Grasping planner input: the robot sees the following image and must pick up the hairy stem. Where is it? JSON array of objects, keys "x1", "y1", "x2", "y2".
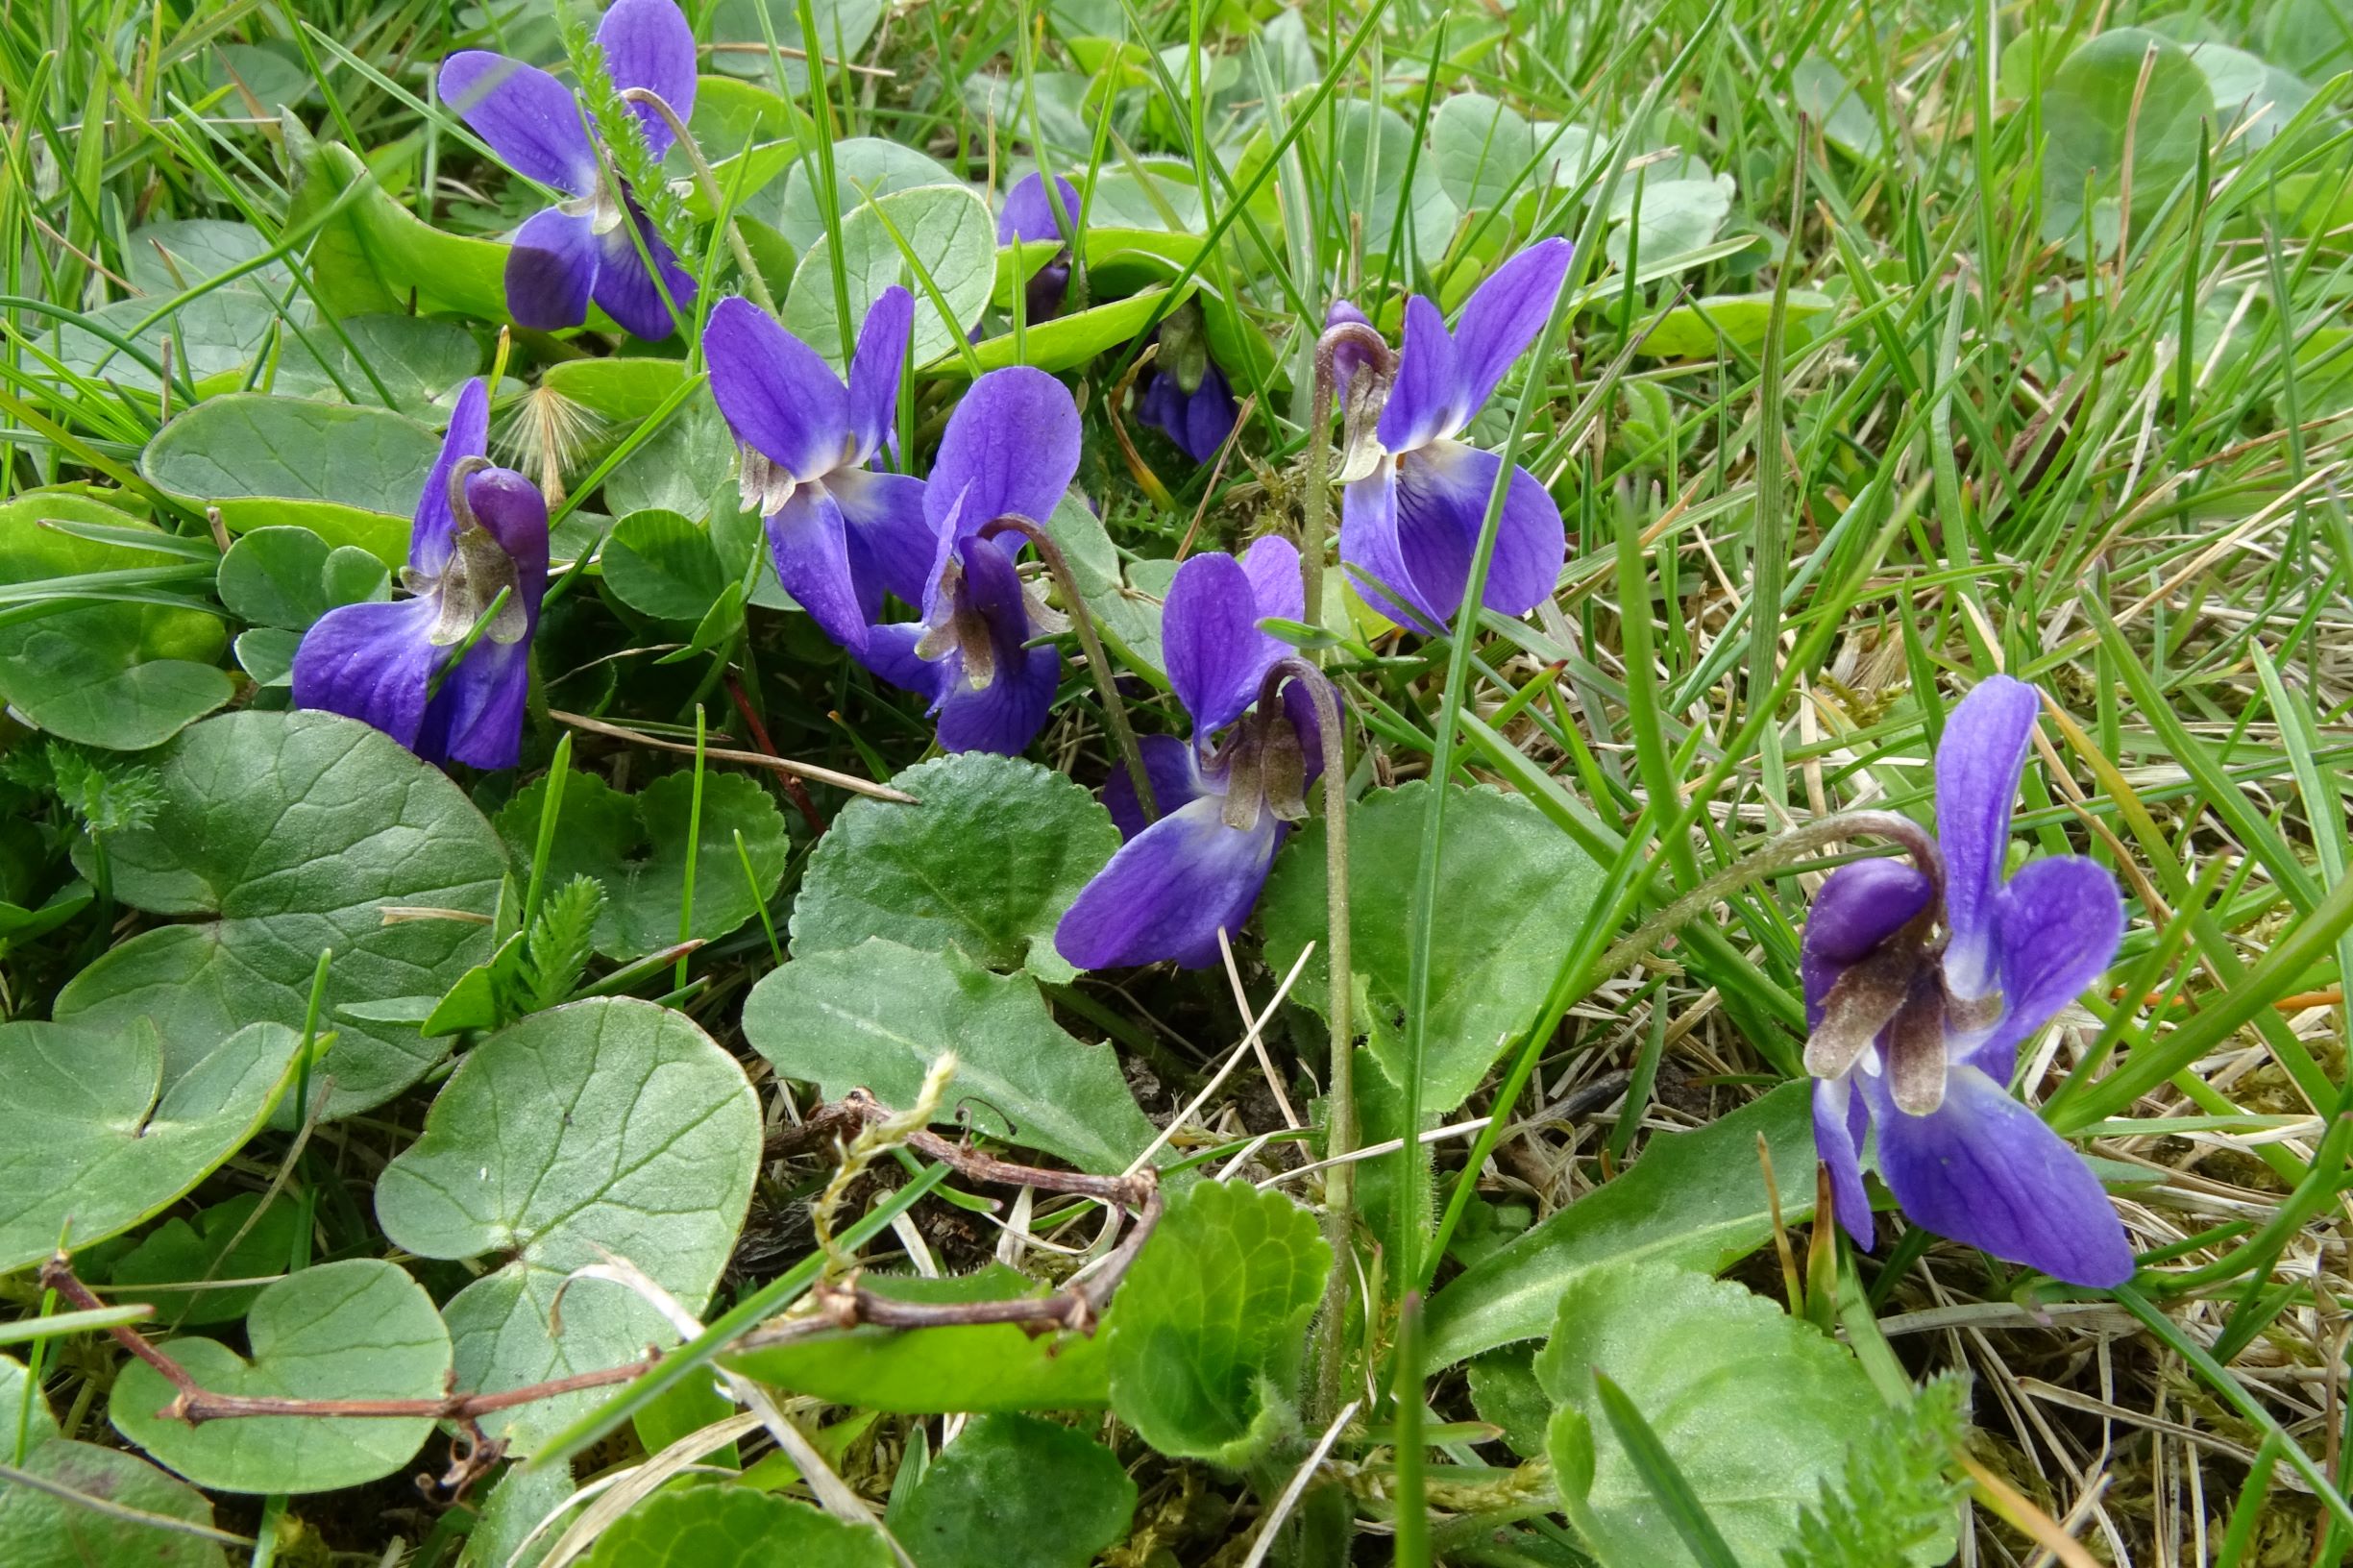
[
  {"x1": 1302, "y1": 321, "x2": 1393, "y2": 634},
  {"x1": 620, "y1": 87, "x2": 775, "y2": 313}
]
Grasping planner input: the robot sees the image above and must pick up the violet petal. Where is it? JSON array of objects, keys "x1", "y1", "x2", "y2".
[
  {"x1": 828, "y1": 466, "x2": 936, "y2": 617},
  {"x1": 291, "y1": 598, "x2": 445, "y2": 753},
  {"x1": 1812, "y1": 1076, "x2": 1875, "y2": 1250},
  {"x1": 1868, "y1": 1062, "x2": 2134, "y2": 1287},
  {"x1": 1377, "y1": 294, "x2": 1462, "y2": 451},
  {"x1": 846, "y1": 285, "x2": 914, "y2": 463},
  {"x1": 439, "y1": 52, "x2": 598, "y2": 195},
  {"x1": 706, "y1": 295, "x2": 851, "y2": 478},
  {"x1": 765, "y1": 484, "x2": 869, "y2": 652},
  {"x1": 923, "y1": 365, "x2": 1080, "y2": 538},
  {"x1": 411, "y1": 378, "x2": 491, "y2": 578},
  {"x1": 504, "y1": 207, "x2": 598, "y2": 333},
  {"x1": 1799, "y1": 857, "x2": 1935, "y2": 1025},
  {"x1": 1935, "y1": 674, "x2": 2041, "y2": 996},
  {"x1": 1450, "y1": 238, "x2": 1572, "y2": 418},
  {"x1": 1964, "y1": 855, "x2": 2124, "y2": 1083},
  {"x1": 1105, "y1": 734, "x2": 1209, "y2": 841},
  {"x1": 595, "y1": 0, "x2": 698, "y2": 158},
  {"x1": 1053, "y1": 794, "x2": 1282, "y2": 970}
]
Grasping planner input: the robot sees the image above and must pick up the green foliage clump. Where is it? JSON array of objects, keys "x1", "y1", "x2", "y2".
[{"x1": 1783, "y1": 1375, "x2": 1972, "y2": 1568}]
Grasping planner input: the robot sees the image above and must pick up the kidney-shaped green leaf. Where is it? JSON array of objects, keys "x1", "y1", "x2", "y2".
[
  {"x1": 895, "y1": 1413, "x2": 1137, "y2": 1568},
  {"x1": 2036, "y1": 29, "x2": 2214, "y2": 250},
  {"x1": 375, "y1": 998, "x2": 762, "y2": 1455},
  {"x1": 781, "y1": 184, "x2": 995, "y2": 370},
  {"x1": 586, "y1": 1486, "x2": 890, "y2": 1568},
  {"x1": 52, "y1": 710, "x2": 506, "y2": 1120},
  {"x1": 111, "y1": 1259, "x2": 453, "y2": 1494},
  {"x1": 0, "y1": 1020, "x2": 300, "y2": 1274},
  {"x1": 0, "y1": 1358, "x2": 226, "y2": 1568},
  {"x1": 0, "y1": 494, "x2": 231, "y2": 750}
]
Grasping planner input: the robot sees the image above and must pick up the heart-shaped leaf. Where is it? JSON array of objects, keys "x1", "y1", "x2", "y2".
[
  {"x1": 1536, "y1": 1263, "x2": 1907, "y2": 1568},
  {"x1": 1262, "y1": 782, "x2": 1602, "y2": 1114},
  {"x1": 493, "y1": 771, "x2": 790, "y2": 962},
  {"x1": 2035, "y1": 29, "x2": 2214, "y2": 250},
  {"x1": 0, "y1": 1020, "x2": 300, "y2": 1273},
  {"x1": 1106, "y1": 1179, "x2": 1330, "y2": 1467},
  {"x1": 895, "y1": 1413, "x2": 1137, "y2": 1568},
  {"x1": 742, "y1": 939, "x2": 1159, "y2": 1175},
  {"x1": 601, "y1": 508, "x2": 729, "y2": 623},
  {"x1": 108, "y1": 1192, "x2": 307, "y2": 1328},
  {"x1": 216, "y1": 525, "x2": 390, "y2": 630},
  {"x1": 0, "y1": 493, "x2": 232, "y2": 751},
  {"x1": 375, "y1": 998, "x2": 762, "y2": 1454},
  {"x1": 781, "y1": 184, "x2": 996, "y2": 370},
  {"x1": 790, "y1": 753, "x2": 1117, "y2": 983},
  {"x1": 53, "y1": 710, "x2": 507, "y2": 1120},
  {"x1": 762, "y1": 136, "x2": 956, "y2": 251},
  {"x1": 110, "y1": 1259, "x2": 453, "y2": 1494}
]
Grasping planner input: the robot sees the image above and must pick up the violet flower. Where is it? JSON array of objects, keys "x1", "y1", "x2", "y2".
[
  {"x1": 293, "y1": 380, "x2": 550, "y2": 770},
  {"x1": 998, "y1": 171, "x2": 1081, "y2": 323},
  {"x1": 1138, "y1": 358, "x2": 1238, "y2": 464},
  {"x1": 1055, "y1": 537, "x2": 1312, "y2": 970},
  {"x1": 1806, "y1": 675, "x2": 2133, "y2": 1287},
  {"x1": 704, "y1": 289, "x2": 931, "y2": 652},
  {"x1": 440, "y1": 0, "x2": 698, "y2": 340},
  {"x1": 861, "y1": 367, "x2": 1080, "y2": 755},
  {"x1": 1332, "y1": 238, "x2": 1572, "y2": 632}
]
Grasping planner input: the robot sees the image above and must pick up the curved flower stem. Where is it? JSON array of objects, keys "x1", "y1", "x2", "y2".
[
  {"x1": 1301, "y1": 322, "x2": 1392, "y2": 636},
  {"x1": 1265, "y1": 656, "x2": 1354, "y2": 1423},
  {"x1": 1595, "y1": 809, "x2": 1948, "y2": 980},
  {"x1": 985, "y1": 515, "x2": 1157, "y2": 822},
  {"x1": 620, "y1": 87, "x2": 775, "y2": 314}
]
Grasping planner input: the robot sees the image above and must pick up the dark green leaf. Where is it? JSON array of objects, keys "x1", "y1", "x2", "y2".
[{"x1": 895, "y1": 1413, "x2": 1136, "y2": 1568}]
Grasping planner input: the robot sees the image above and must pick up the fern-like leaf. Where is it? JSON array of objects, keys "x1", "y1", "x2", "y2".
[
  {"x1": 521, "y1": 874, "x2": 606, "y2": 1013},
  {"x1": 1782, "y1": 1373, "x2": 1971, "y2": 1568}
]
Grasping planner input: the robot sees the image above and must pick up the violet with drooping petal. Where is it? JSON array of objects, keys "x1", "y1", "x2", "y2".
[
  {"x1": 704, "y1": 290, "x2": 931, "y2": 652},
  {"x1": 860, "y1": 366, "x2": 1081, "y2": 755},
  {"x1": 1805, "y1": 674, "x2": 2134, "y2": 1287},
  {"x1": 1333, "y1": 239, "x2": 1571, "y2": 632},
  {"x1": 439, "y1": 0, "x2": 698, "y2": 339},
  {"x1": 1055, "y1": 536, "x2": 1313, "y2": 970},
  {"x1": 293, "y1": 379, "x2": 550, "y2": 770},
  {"x1": 1138, "y1": 357, "x2": 1238, "y2": 464}
]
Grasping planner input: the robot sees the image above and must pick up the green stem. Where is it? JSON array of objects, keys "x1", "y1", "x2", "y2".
[
  {"x1": 1302, "y1": 321, "x2": 1393, "y2": 634},
  {"x1": 620, "y1": 87, "x2": 774, "y2": 313},
  {"x1": 985, "y1": 516, "x2": 1157, "y2": 821}
]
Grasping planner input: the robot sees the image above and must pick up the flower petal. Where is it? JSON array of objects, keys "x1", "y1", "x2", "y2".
[
  {"x1": 1450, "y1": 238, "x2": 1572, "y2": 418},
  {"x1": 1377, "y1": 295, "x2": 1461, "y2": 451},
  {"x1": 858, "y1": 621, "x2": 946, "y2": 703},
  {"x1": 1812, "y1": 1076, "x2": 1875, "y2": 1250},
  {"x1": 439, "y1": 52, "x2": 598, "y2": 195},
  {"x1": 1338, "y1": 463, "x2": 1431, "y2": 631},
  {"x1": 1142, "y1": 363, "x2": 1238, "y2": 463},
  {"x1": 1105, "y1": 734, "x2": 1208, "y2": 841},
  {"x1": 1869, "y1": 1063, "x2": 2134, "y2": 1286},
  {"x1": 1384, "y1": 439, "x2": 1565, "y2": 627},
  {"x1": 412, "y1": 379, "x2": 491, "y2": 578},
  {"x1": 706, "y1": 295, "x2": 851, "y2": 478},
  {"x1": 846, "y1": 286, "x2": 914, "y2": 463},
  {"x1": 463, "y1": 466, "x2": 551, "y2": 623},
  {"x1": 1053, "y1": 795, "x2": 1282, "y2": 970},
  {"x1": 595, "y1": 0, "x2": 698, "y2": 157},
  {"x1": 828, "y1": 466, "x2": 936, "y2": 615},
  {"x1": 503, "y1": 206, "x2": 598, "y2": 334},
  {"x1": 1240, "y1": 533, "x2": 1305, "y2": 625},
  {"x1": 590, "y1": 195, "x2": 696, "y2": 340},
  {"x1": 291, "y1": 598, "x2": 446, "y2": 753},
  {"x1": 1935, "y1": 674, "x2": 2041, "y2": 996},
  {"x1": 1164, "y1": 551, "x2": 1275, "y2": 737},
  {"x1": 427, "y1": 638, "x2": 532, "y2": 771},
  {"x1": 924, "y1": 366, "x2": 1080, "y2": 537},
  {"x1": 998, "y1": 171, "x2": 1083, "y2": 244},
  {"x1": 935, "y1": 643, "x2": 1060, "y2": 755},
  {"x1": 1800, "y1": 857, "x2": 1935, "y2": 1025},
  {"x1": 1967, "y1": 855, "x2": 2124, "y2": 1081},
  {"x1": 1323, "y1": 299, "x2": 1378, "y2": 402},
  {"x1": 765, "y1": 484, "x2": 868, "y2": 651}
]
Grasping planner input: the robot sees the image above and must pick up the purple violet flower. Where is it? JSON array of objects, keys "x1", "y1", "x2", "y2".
[
  {"x1": 1055, "y1": 536, "x2": 1312, "y2": 970},
  {"x1": 439, "y1": 0, "x2": 699, "y2": 340},
  {"x1": 292, "y1": 379, "x2": 550, "y2": 770},
  {"x1": 1806, "y1": 674, "x2": 2134, "y2": 1287},
  {"x1": 860, "y1": 366, "x2": 1081, "y2": 755},
  {"x1": 1138, "y1": 358, "x2": 1238, "y2": 464},
  {"x1": 704, "y1": 290, "x2": 931, "y2": 652},
  {"x1": 998, "y1": 171, "x2": 1082, "y2": 323},
  {"x1": 1333, "y1": 238, "x2": 1572, "y2": 633}
]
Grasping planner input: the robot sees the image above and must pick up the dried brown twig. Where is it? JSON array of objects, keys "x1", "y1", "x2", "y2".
[{"x1": 39, "y1": 1088, "x2": 1161, "y2": 1488}]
